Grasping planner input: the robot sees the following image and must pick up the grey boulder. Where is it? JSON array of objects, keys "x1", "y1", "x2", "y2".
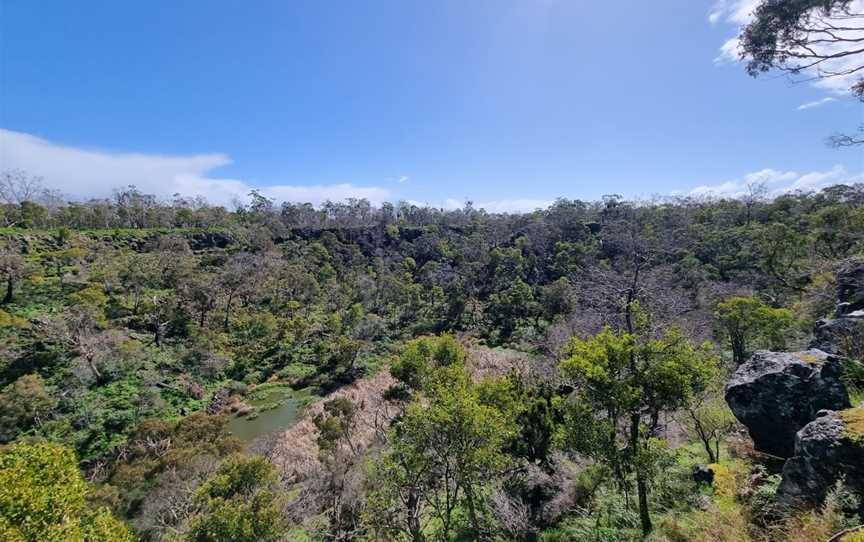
[
  {"x1": 725, "y1": 350, "x2": 850, "y2": 458},
  {"x1": 777, "y1": 408, "x2": 864, "y2": 509}
]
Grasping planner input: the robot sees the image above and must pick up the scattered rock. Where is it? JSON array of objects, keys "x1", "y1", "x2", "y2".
[
  {"x1": 777, "y1": 408, "x2": 864, "y2": 509},
  {"x1": 693, "y1": 465, "x2": 715, "y2": 485},
  {"x1": 187, "y1": 231, "x2": 232, "y2": 251},
  {"x1": 725, "y1": 350, "x2": 850, "y2": 458},
  {"x1": 235, "y1": 404, "x2": 256, "y2": 417},
  {"x1": 206, "y1": 387, "x2": 229, "y2": 414}
]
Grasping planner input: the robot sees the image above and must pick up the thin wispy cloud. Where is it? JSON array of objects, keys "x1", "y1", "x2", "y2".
[
  {"x1": 710, "y1": 0, "x2": 762, "y2": 64},
  {"x1": 0, "y1": 128, "x2": 390, "y2": 206},
  {"x1": 709, "y1": 0, "x2": 759, "y2": 26},
  {"x1": 687, "y1": 165, "x2": 860, "y2": 199},
  {"x1": 797, "y1": 97, "x2": 837, "y2": 111},
  {"x1": 397, "y1": 176, "x2": 409, "y2": 184}
]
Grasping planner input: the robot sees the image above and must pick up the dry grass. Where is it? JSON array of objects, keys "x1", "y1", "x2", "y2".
[
  {"x1": 782, "y1": 502, "x2": 850, "y2": 542},
  {"x1": 832, "y1": 527, "x2": 864, "y2": 542},
  {"x1": 463, "y1": 340, "x2": 536, "y2": 380},
  {"x1": 269, "y1": 369, "x2": 398, "y2": 485},
  {"x1": 269, "y1": 340, "x2": 534, "y2": 485},
  {"x1": 689, "y1": 507, "x2": 754, "y2": 542}
]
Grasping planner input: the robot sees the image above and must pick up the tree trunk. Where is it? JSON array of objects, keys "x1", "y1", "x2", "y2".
[
  {"x1": 637, "y1": 469, "x2": 652, "y2": 537},
  {"x1": 86, "y1": 355, "x2": 102, "y2": 382},
  {"x1": 691, "y1": 414, "x2": 718, "y2": 463},
  {"x1": 3, "y1": 278, "x2": 12, "y2": 304},
  {"x1": 463, "y1": 484, "x2": 482, "y2": 540},
  {"x1": 223, "y1": 292, "x2": 234, "y2": 330},
  {"x1": 631, "y1": 415, "x2": 652, "y2": 537},
  {"x1": 154, "y1": 322, "x2": 164, "y2": 347},
  {"x1": 732, "y1": 335, "x2": 746, "y2": 365},
  {"x1": 702, "y1": 435, "x2": 717, "y2": 464},
  {"x1": 407, "y1": 488, "x2": 424, "y2": 542}
]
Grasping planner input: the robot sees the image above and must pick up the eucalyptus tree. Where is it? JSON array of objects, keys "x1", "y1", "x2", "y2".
[{"x1": 738, "y1": 0, "x2": 864, "y2": 145}]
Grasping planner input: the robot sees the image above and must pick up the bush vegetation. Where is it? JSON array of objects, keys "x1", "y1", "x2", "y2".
[{"x1": 1, "y1": 176, "x2": 864, "y2": 540}]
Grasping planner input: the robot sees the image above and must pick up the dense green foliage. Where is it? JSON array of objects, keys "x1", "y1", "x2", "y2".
[
  {"x1": 715, "y1": 296, "x2": 795, "y2": 365},
  {"x1": 1, "y1": 177, "x2": 864, "y2": 540},
  {"x1": 560, "y1": 319, "x2": 718, "y2": 535},
  {"x1": 180, "y1": 455, "x2": 286, "y2": 542},
  {"x1": 368, "y1": 336, "x2": 519, "y2": 541},
  {"x1": 0, "y1": 441, "x2": 134, "y2": 541}
]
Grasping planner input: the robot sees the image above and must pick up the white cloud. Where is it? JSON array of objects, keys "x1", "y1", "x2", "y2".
[
  {"x1": 797, "y1": 97, "x2": 837, "y2": 110},
  {"x1": 709, "y1": 0, "x2": 760, "y2": 26},
  {"x1": 711, "y1": 0, "x2": 864, "y2": 95},
  {"x1": 688, "y1": 165, "x2": 860, "y2": 198},
  {"x1": 0, "y1": 129, "x2": 548, "y2": 213},
  {"x1": 710, "y1": 0, "x2": 763, "y2": 64},
  {"x1": 0, "y1": 128, "x2": 390, "y2": 206},
  {"x1": 715, "y1": 37, "x2": 742, "y2": 64}
]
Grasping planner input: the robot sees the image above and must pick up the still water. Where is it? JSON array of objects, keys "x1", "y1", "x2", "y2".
[{"x1": 226, "y1": 389, "x2": 305, "y2": 442}]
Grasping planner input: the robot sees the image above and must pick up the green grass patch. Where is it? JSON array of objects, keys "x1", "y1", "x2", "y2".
[
  {"x1": 246, "y1": 383, "x2": 315, "y2": 410},
  {"x1": 840, "y1": 407, "x2": 864, "y2": 445}
]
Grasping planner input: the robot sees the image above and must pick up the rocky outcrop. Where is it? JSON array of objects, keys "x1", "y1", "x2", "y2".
[
  {"x1": 813, "y1": 317, "x2": 864, "y2": 355},
  {"x1": 725, "y1": 350, "x2": 850, "y2": 458},
  {"x1": 186, "y1": 231, "x2": 232, "y2": 251},
  {"x1": 837, "y1": 262, "x2": 864, "y2": 315},
  {"x1": 777, "y1": 408, "x2": 864, "y2": 509},
  {"x1": 812, "y1": 261, "x2": 864, "y2": 355}
]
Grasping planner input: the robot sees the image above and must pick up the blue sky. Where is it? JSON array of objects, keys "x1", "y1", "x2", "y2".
[{"x1": 1, "y1": 0, "x2": 862, "y2": 211}]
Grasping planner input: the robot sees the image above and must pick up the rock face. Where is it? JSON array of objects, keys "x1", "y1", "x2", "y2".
[
  {"x1": 811, "y1": 262, "x2": 864, "y2": 355},
  {"x1": 777, "y1": 409, "x2": 864, "y2": 508},
  {"x1": 725, "y1": 350, "x2": 850, "y2": 458},
  {"x1": 837, "y1": 263, "x2": 864, "y2": 315},
  {"x1": 812, "y1": 316, "x2": 864, "y2": 355}
]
